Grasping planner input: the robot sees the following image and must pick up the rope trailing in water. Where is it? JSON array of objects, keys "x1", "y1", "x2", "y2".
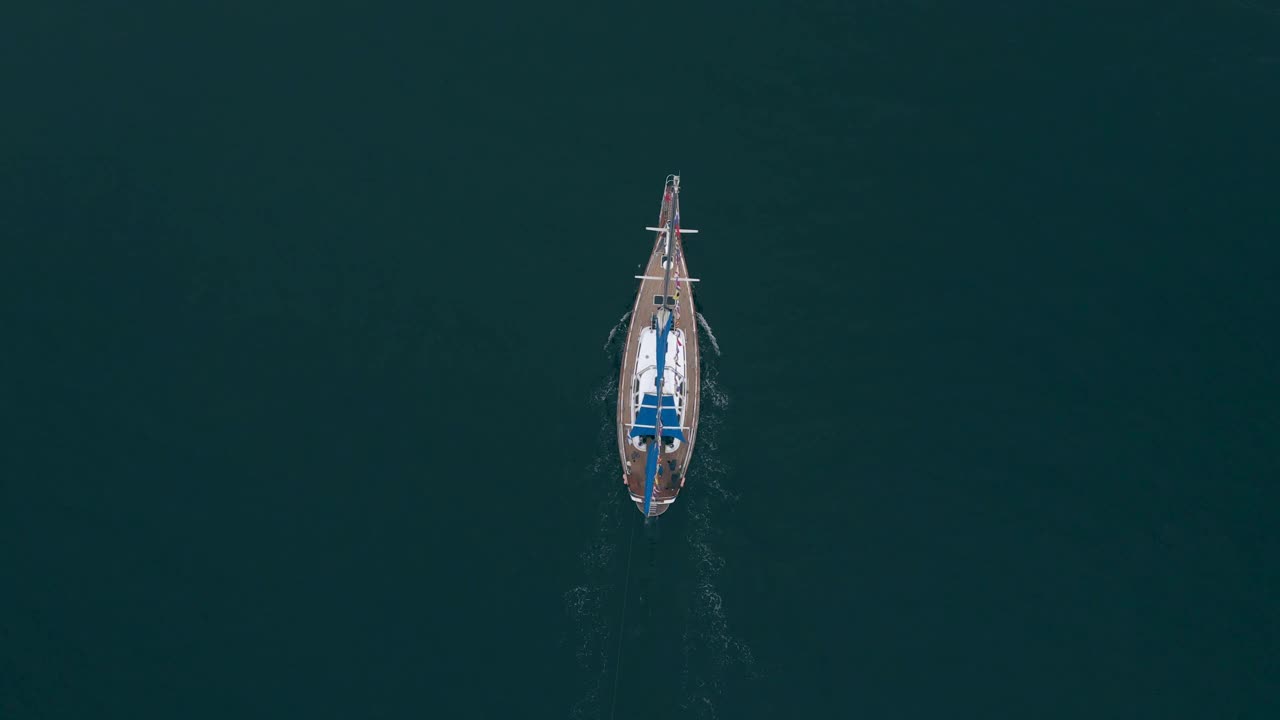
[{"x1": 608, "y1": 519, "x2": 640, "y2": 720}]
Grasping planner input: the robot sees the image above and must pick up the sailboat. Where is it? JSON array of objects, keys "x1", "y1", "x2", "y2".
[{"x1": 616, "y1": 175, "x2": 701, "y2": 516}]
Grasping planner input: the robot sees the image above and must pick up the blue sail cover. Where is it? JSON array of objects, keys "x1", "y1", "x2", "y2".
[
  {"x1": 655, "y1": 305, "x2": 674, "y2": 367},
  {"x1": 642, "y1": 441, "x2": 659, "y2": 516},
  {"x1": 640, "y1": 307, "x2": 677, "y2": 515}
]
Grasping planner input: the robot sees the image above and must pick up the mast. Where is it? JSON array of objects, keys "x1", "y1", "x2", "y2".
[
  {"x1": 658, "y1": 175, "x2": 678, "y2": 321},
  {"x1": 654, "y1": 179, "x2": 677, "y2": 437},
  {"x1": 643, "y1": 176, "x2": 680, "y2": 516}
]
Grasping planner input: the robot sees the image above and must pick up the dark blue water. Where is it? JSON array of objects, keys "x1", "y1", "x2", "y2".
[{"x1": 4, "y1": 3, "x2": 1277, "y2": 718}]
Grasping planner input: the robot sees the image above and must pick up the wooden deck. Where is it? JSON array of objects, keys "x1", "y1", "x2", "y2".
[{"x1": 616, "y1": 181, "x2": 700, "y2": 516}]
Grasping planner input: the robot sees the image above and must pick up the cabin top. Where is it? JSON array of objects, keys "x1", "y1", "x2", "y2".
[{"x1": 636, "y1": 326, "x2": 686, "y2": 395}]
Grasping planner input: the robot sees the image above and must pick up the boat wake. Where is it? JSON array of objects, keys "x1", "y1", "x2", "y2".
[
  {"x1": 564, "y1": 312, "x2": 751, "y2": 720},
  {"x1": 563, "y1": 498, "x2": 623, "y2": 718},
  {"x1": 675, "y1": 362, "x2": 755, "y2": 719},
  {"x1": 603, "y1": 311, "x2": 631, "y2": 351},
  {"x1": 696, "y1": 312, "x2": 721, "y2": 357},
  {"x1": 564, "y1": 323, "x2": 630, "y2": 720}
]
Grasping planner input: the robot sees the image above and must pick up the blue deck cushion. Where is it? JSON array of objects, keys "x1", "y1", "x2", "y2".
[{"x1": 629, "y1": 394, "x2": 685, "y2": 440}]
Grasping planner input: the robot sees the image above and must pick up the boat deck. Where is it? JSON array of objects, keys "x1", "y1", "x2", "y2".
[{"x1": 616, "y1": 184, "x2": 700, "y2": 516}]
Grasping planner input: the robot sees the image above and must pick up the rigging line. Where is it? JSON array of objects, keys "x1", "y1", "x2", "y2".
[
  {"x1": 646, "y1": 181, "x2": 678, "y2": 516},
  {"x1": 608, "y1": 518, "x2": 640, "y2": 720}
]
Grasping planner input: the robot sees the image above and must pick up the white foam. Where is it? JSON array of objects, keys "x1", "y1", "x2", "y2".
[
  {"x1": 696, "y1": 312, "x2": 722, "y2": 356},
  {"x1": 591, "y1": 375, "x2": 617, "y2": 407},
  {"x1": 675, "y1": 368, "x2": 755, "y2": 714},
  {"x1": 603, "y1": 310, "x2": 631, "y2": 350},
  {"x1": 702, "y1": 375, "x2": 730, "y2": 410},
  {"x1": 562, "y1": 366, "x2": 635, "y2": 719}
]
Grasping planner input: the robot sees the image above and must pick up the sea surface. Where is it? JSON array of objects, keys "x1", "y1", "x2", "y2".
[{"x1": 4, "y1": 3, "x2": 1277, "y2": 718}]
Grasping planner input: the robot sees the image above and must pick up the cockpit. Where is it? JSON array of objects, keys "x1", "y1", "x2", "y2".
[{"x1": 630, "y1": 432, "x2": 682, "y2": 453}]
